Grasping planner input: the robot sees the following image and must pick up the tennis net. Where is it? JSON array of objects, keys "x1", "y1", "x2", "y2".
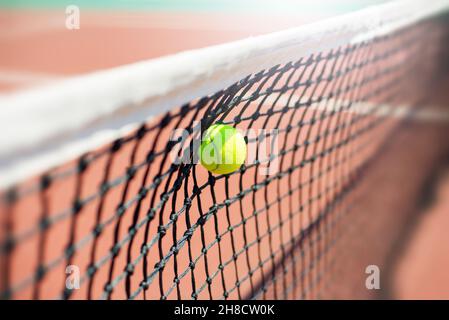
[{"x1": 1, "y1": 0, "x2": 449, "y2": 300}]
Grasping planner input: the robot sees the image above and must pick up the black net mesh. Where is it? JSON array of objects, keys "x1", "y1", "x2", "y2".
[{"x1": 1, "y1": 17, "x2": 449, "y2": 300}]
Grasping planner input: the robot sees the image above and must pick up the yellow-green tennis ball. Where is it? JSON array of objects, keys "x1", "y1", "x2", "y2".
[{"x1": 199, "y1": 124, "x2": 247, "y2": 175}]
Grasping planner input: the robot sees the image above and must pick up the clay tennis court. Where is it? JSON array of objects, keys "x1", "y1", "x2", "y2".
[{"x1": 1, "y1": 0, "x2": 449, "y2": 300}]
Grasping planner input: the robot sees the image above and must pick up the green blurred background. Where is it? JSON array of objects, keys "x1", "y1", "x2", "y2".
[{"x1": 0, "y1": 0, "x2": 392, "y2": 13}]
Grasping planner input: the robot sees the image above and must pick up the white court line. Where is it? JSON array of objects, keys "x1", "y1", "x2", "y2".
[
  {"x1": 80, "y1": 14, "x2": 325, "y2": 32},
  {"x1": 1, "y1": 96, "x2": 448, "y2": 192},
  {"x1": 0, "y1": 14, "x2": 243, "y2": 38},
  {"x1": 0, "y1": 12, "x2": 323, "y2": 38},
  {"x1": 265, "y1": 94, "x2": 449, "y2": 123},
  {"x1": 0, "y1": 69, "x2": 62, "y2": 85}
]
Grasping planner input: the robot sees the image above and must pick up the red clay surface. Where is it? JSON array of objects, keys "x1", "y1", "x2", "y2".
[
  {"x1": 0, "y1": 9, "x2": 329, "y2": 93},
  {"x1": 393, "y1": 169, "x2": 449, "y2": 299}
]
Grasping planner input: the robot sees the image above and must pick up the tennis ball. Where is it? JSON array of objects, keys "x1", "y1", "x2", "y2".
[{"x1": 199, "y1": 124, "x2": 247, "y2": 175}]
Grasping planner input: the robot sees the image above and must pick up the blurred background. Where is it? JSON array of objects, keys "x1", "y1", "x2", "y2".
[
  {"x1": 0, "y1": 0, "x2": 448, "y2": 299},
  {"x1": 0, "y1": 0, "x2": 391, "y2": 92}
]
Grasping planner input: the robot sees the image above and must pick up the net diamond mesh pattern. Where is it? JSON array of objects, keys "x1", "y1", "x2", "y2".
[{"x1": 1, "y1": 17, "x2": 449, "y2": 300}]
